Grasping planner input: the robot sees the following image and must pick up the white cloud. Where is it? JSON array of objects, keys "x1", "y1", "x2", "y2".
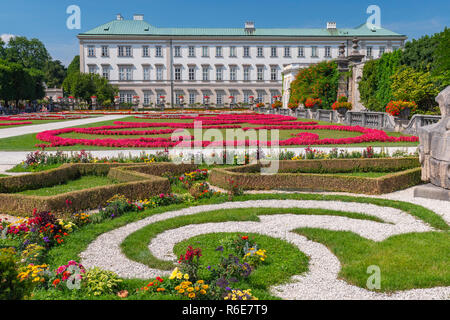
[{"x1": 0, "y1": 34, "x2": 15, "y2": 43}]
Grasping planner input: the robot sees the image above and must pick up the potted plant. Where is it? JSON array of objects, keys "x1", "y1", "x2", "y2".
[
  {"x1": 332, "y1": 96, "x2": 352, "y2": 116},
  {"x1": 386, "y1": 100, "x2": 417, "y2": 120},
  {"x1": 256, "y1": 102, "x2": 265, "y2": 108},
  {"x1": 288, "y1": 101, "x2": 299, "y2": 111},
  {"x1": 304, "y1": 98, "x2": 322, "y2": 111},
  {"x1": 271, "y1": 100, "x2": 282, "y2": 109}
]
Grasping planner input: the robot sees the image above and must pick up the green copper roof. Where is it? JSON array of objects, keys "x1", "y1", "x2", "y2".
[{"x1": 79, "y1": 20, "x2": 405, "y2": 37}]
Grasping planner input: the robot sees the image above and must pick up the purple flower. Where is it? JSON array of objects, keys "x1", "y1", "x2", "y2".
[{"x1": 43, "y1": 236, "x2": 50, "y2": 243}]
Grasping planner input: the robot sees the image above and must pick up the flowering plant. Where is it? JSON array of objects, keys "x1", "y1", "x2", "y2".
[
  {"x1": 52, "y1": 260, "x2": 86, "y2": 290},
  {"x1": 178, "y1": 246, "x2": 202, "y2": 282},
  {"x1": 304, "y1": 98, "x2": 322, "y2": 108},
  {"x1": 256, "y1": 102, "x2": 265, "y2": 108},
  {"x1": 385, "y1": 100, "x2": 417, "y2": 116},
  {"x1": 224, "y1": 289, "x2": 258, "y2": 300},
  {"x1": 271, "y1": 100, "x2": 282, "y2": 109}
]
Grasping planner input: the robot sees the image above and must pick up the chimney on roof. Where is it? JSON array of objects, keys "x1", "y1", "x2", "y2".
[
  {"x1": 244, "y1": 21, "x2": 255, "y2": 34},
  {"x1": 327, "y1": 22, "x2": 337, "y2": 29},
  {"x1": 116, "y1": 14, "x2": 123, "y2": 21},
  {"x1": 133, "y1": 14, "x2": 144, "y2": 21}
]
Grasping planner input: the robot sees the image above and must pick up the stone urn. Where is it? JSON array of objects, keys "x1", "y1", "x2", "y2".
[
  {"x1": 415, "y1": 85, "x2": 450, "y2": 201},
  {"x1": 337, "y1": 107, "x2": 348, "y2": 116},
  {"x1": 399, "y1": 107, "x2": 412, "y2": 120}
]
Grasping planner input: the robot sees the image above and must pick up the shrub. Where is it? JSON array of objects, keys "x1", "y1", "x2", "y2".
[
  {"x1": 84, "y1": 267, "x2": 122, "y2": 296},
  {"x1": 178, "y1": 246, "x2": 202, "y2": 282},
  {"x1": 0, "y1": 248, "x2": 31, "y2": 300}
]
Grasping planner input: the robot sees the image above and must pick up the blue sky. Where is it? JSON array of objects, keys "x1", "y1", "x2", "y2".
[{"x1": 0, "y1": 0, "x2": 448, "y2": 66}]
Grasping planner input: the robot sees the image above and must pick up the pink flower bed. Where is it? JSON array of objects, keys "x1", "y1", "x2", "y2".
[
  {"x1": 0, "y1": 121, "x2": 33, "y2": 126},
  {"x1": 34, "y1": 113, "x2": 418, "y2": 148}
]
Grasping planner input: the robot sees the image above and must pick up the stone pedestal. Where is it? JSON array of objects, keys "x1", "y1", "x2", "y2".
[{"x1": 415, "y1": 86, "x2": 450, "y2": 201}]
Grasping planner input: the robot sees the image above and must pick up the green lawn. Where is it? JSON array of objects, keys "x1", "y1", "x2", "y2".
[
  {"x1": 294, "y1": 228, "x2": 450, "y2": 291},
  {"x1": 17, "y1": 175, "x2": 117, "y2": 196},
  {"x1": 0, "y1": 118, "x2": 94, "y2": 129},
  {"x1": 0, "y1": 116, "x2": 418, "y2": 151}
]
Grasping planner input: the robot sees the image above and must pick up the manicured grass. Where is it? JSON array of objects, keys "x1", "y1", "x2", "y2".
[
  {"x1": 7, "y1": 163, "x2": 62, "y2": 173},
  {"x1": 294, "y1": 228, "x2": 450, "y2": 291},
  {"x1": 333, "y1": 171, "x2": 392, "y2": 178},
  {"x1": 40, "y1": 193, "x2": 448, "y2": 299},
  {"x1": 0, "y1": 119, "x2": 80, "y2": 129},
  {"x1": 173, "y1": 232, "x2": 309, "y2": 300},
  {"x1": 0, "y1": 116, "x2": 418, "y2": 151},
  {"x1": 121, "y1": 206, "x2": 384, "y2": 271},
  {"x1": 46, "y1": 193, "x2": 448, "y2": 272},
  {"x1": 17, "y1": 175, "x2": 117, "y2": 196}
]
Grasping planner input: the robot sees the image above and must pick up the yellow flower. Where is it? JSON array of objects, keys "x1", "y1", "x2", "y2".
[
  {"x1": 202, "y1": 284, "x2": 209, "y2": 290},
  {"x1": 196, "y1": 280, "x2": 204, "y2": 284},
  {"x1": 183, "y1": 274, "x2": 189, "y2": 280},
  {"x1": 187, "y1": 287, "x2": 194, "y2": 292},
  {"x1": 176, "y1": 272, "x2": 183, "y2": 279},
  {"x1": 200, "y1": 289, "x2": 206, "y2": 295},
  {"x1": 178, "y1": 289, "x2": 185, "y2": 294},
  {"x1": 188, "y1": 293, "x2": 195, "y2": 299}
]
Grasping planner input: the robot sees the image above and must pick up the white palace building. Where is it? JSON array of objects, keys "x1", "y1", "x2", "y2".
[{"x1": 77, "y1": 14, "x2": 407, "y2": 108}]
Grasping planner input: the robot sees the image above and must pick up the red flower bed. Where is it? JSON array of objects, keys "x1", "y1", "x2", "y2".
[
  {"x1": 0, "y1": 121, "x2": 33, "y2": 126},
  {"x1": 34, "y1": 113, "x2": 418, "y2": 148}
]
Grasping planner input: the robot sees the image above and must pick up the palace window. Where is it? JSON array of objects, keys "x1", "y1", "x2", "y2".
[
  {"x1": 142, "y1": 46, "x2": 149, "y2": 57},
  {"x1": 143, "y1": 92, "x2": 151, "y2": 105},
  {"x1": 366, "y1": 46, "x2": 373, "y2": 58},
  {"x1": 325, "y1": 46, "x2": 331, "y2": 58},
  {"x1": 216, "y1": 46, "x2": 222, "y2": 57},
  {"x1": 119, "y1": 66, "x2": 133, "y2": 80},
  {"x1": 102, "y1": 66, "x2": 109, "y2": 79},
  {"x1": 143, "y1": 66, "x2": 150, "y2": 80},
  {"x1": 88, "y1": 46, "x2": 95, "y2": 57},
  {"x1": 189, "y1": 92, "x2": 196, "y2": 104},
  {"x1": 216, "y1": 93, "x2": 223, "y2": 105},
  {"x1": 202, "y1": 46, "x2": 209, "y2": 57},
  {"x1": 311, "y1": 46, "x2": 318, "y2": 57},
  {"x1": 189, "y1": 66, "x2": 195, "y2": 81},
  {"x1": 216, "y1": 66, "x2": 223, "y2": 81},
  {"x1": 174, "y1": 46, "x2": 181, "y2": 57},
  {"x1": 88, "y1": 65, "x2": 96, "y2": 74},
  {"x1": 229, "y1": 66, "x2": 237, "y2": 81},
  {"x1": 243, "y1": 46, "x2": 250, "y2": 57},
  {"x1": 379, "y1": 46, "x2": 385, "y2": 57},
  {"x1": 101, "y1": 46, "x2": 109, "y2": 57},
  {"x1": 156, "y1": 66, "x2": 163, "y2": 80},
  {"x1": 155, "y1": 46, "x2": 162, "y2": 57},
  {"x1": 118, "y1": 46, "x2": 132, "y2": 57},
  {"x1": 284, "y1": 46, "x2": 291, "y2": 57},
  {"x1": 202, "y1": 66, "x2": 209, "y2": 81},
  {"x1": 174, "y1": 67, "x2": 182, "y2": 80},
  {"x1": 229, "y1": 46, "x2": 236, "y2": 57},
  {"x1": 297, "y1": 46, "x2": 304, "y2": 57},
  {"x1": 270, "y1": 66, "x2": 277, "y2": 81},
  {"x1": 270, "y1": 46, "x2": 277, "y2": 57},
  {"x1": 257, "y1": 66, "x2": 264, "y2": 81},
  {"x1": 257, "y1": 47, "x2": 264, "y2": 57},
  {"x1": 188, "y1": 46, "x2": 195, "y2": 57},
  {"x1": 243, "y1": 66, "x2": 250, "y2": 81}
]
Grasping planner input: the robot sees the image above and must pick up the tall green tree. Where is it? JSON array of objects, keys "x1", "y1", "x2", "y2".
[
  {"x1": 289, "y1": 60, "x2": 339, "y2": 109},
  {"x1": 432, "y1": 27, "x2": 450, "y2": 89},
  {"x1": 359, "y1": 50, "x2": 402, "y2": 111},
  {"x1": 391, "y1": 66, "x2": 440, "y2": 112},
  {"x1": 43, "y1": 59, "x2": 67, "y2": 88},
  {"x1": 3, "y1": 36, "x2": 50, "y2": 70}
]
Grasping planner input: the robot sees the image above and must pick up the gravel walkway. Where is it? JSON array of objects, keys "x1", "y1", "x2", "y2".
[
  {"x1": 80, "y1": 200, "x2": 449, "y2": 300},
  {"x1": 0, "y1": 115, "x2": 129, "y2": 140}
]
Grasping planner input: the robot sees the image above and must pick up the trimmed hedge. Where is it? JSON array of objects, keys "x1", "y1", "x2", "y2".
[
  {"x1": 209, "y1": 158, "x2": 422, "y2": 195},
  {"x1": 0, "y1": 163, "x2": 197, "y2": 216}
]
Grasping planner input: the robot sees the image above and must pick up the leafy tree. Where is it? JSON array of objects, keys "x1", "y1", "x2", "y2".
[
  {"x1": 432, "y1": 27, "x2": 450, "y2": 90},
  {"x1": 400, "y1": 34, "x2": 439, "y2": 72},
  {"x1": 63, "y1": 70, "x2": 117, "y2": 105},
  {"x1": 2, "y1": 36, "x2": 50, "y2": 70},
  {"x1": 359, "y1": 50, "x2": 402, "y2": 111},
  {"x1": 43, "y1": 59, "x2": 67, "y2": 88},
  {"x1": 289, "y1": 60, "x2": 339, "y2": 109},
  {"x1": 391, "y1": 66, "x2": 440, "y2": 113},
  {"x1": 66, "y1": 55, "x2": 80, "y2": 76}
]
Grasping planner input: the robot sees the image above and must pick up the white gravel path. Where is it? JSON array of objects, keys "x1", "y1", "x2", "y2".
[
  {"x1": 79, "y1": 200, "x2": 449, "y2": 300},
  {"x1": 240, "y1": 188, "x2": 450, "y2": 225}
]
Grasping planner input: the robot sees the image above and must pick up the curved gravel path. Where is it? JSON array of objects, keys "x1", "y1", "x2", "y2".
[{"x1": 79, "y1": 200, "x2": 449, "y2": 300}]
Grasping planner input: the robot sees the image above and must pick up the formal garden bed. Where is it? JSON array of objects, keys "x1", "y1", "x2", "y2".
[
  {"x1": 0, "y1": 112, "x2": 418, "y2": 151},
  {"x1": 0, "y1": 162, "x2": 196, "y2": 216},
  {"x1": 209, "y1": 158, "x2": 421, "y2": 195}
]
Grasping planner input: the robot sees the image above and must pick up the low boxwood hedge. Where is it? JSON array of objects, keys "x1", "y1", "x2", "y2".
[
  {"x1": 0, "y1": 162, "x2": 197, "y2": 216},
  {"x1": 209, "y1": 158, "x2": 422, "y2": 195}
]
